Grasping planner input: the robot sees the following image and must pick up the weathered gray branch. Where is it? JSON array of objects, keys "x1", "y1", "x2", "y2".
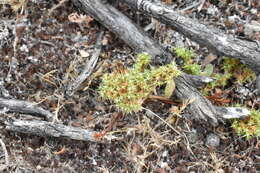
[
  {"x1": 182, "y1": 74, "x2": 214, "y2": 89},
  {"x1": 71, "y1": 0, "x2": 251, "y2": 126},
  {"x1": 4, "y1": 119, "x2": 102, "y2": 143},
  {"x1": 123, "y1": 0, "x2": 260, "y2": 74},
  {"x1": 72, "y1": 0, "x2": 172, "y2": 64},
  {"x1": 0, "y1": 98, "x2": 53, "y2": 121},
  {"x1": 175, "y1": 74, "x2": 219, "y2": 125},
  {"x1": 0, "y1": 139, "x2": 9, "y2": 170},
  {"x1": 72, "y1": 0, "x2": 224, "y2": 125},
  {"x1": 66, "y1": 31, "x2": 104, "y2": 96}
]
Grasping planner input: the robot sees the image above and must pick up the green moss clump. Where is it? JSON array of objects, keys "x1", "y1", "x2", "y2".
[
  {"x1": 174, "y1": 47, "x2": 208, "y2": 76},
  {"x1": 232, "y1": 110, "x2": 260, "y2": 139},
  {"x1": 183, "y1": 64, "x2": 202, "y2": 76},
  {"x1": 98, "y1": 53, "x2": 181, "y2": 113},
  {"x1": 222, "y1": 57, "x2": 256, "y2": 84},
  {"x1": 207, "y1": 73, "x2": 232, "y2": 89},
  {"x1": 174, "y1": 47, "x2": 195, "y2": 64},
  {"x1": 203, "y1": 57, "x2": 256, "y2": 94}
]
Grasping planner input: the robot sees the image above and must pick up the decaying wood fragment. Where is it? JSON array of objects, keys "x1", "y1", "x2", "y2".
[
  {"x1": 72, "y1": 0, "x2": 222, "y2": 125},
  {"x1": 72, "y1": 0, "x2": 172, "y2": 64},
  {"x1": 123, "y1": 0, "x2": 260, "y2": 74},
  {"x1": 0, "y1": 98, "x2": 53, "y2": 121},
  {"x1": 4, "y1": 119, "x2": 102, "y2": 143},
  {"x1": 216, "y1": 107, "x2": 250, "y2": 119}
]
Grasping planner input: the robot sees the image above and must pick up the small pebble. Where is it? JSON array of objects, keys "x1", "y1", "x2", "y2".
[
  {"x1": 250, "y1": 8, "x2": 258, "y2": 14},
  {"x1": 206, "y1": 133, "x2": 220, "y2": 147}
]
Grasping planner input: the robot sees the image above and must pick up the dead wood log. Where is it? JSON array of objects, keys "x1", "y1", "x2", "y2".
[
  {"x1": 71, "y1": 0, "x2": 172, "y2": 64},
  {"x1": 0, "y1": 98, "x2": 53, "y2": 121},
  {"x1": 123, "y1": 0, "x2": 260, "y2": 74},
  {"x1": 4, "y1": 118, "x2": 102, "y2": 143},
  {"x1": 72, "y1": 0, "x2": 251, "y2": 126},
  {"x1": 175, "y1": 74, "x2": 218, "y2": 125}
]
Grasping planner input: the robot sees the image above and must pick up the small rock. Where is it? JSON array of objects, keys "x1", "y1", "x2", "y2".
[
  {"x1": 206, "y1": 133, "x2": 220, "y2": 147},
  {"x1": 28, "y1": 56, "x2": 39, "y2": 64},
  {"x1": 250, "y1": 8, "x2": 258, "y2": 14},
  {"x1": 207, "y1": 5, "x2": 219, "y2": 15},
  {"x1": 20, "y1": 44, "x2": 29, "y2": 52}
]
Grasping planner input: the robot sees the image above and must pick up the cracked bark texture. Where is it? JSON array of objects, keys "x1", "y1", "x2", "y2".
[
  {"x1": 4, "y1": 119, "x2": 101, "y2": 142},
  {"x1": 124, "y1": 0, "x2": 260, "y2": 74},
  {"x1": 175, "y1": 74, "x2": 218, "y2": 126},
  {"x1": 71, "y1": 0, "x2": 252, "y2": 126},
  {"x1": 72, "y1": 0, "x2": 172, "y2": 64},
  {"x1": 0, "y1": 98, "x2": 53, "y2": 121}
]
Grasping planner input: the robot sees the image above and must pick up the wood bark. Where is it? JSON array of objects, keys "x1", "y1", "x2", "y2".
[
  {"x1": 4, "y1": 118, "x2": 102, "y2": 143},
  {"x1": 0, "y1": 98, "x2": 53, "y2": 121},
  {"x1": 72, "y1": 0, "x2": 252, "y2": 126},
  {"x1": 72, "y1": 0, "x2": 173, "y2": 65},
  {"x1": 123, "y1": 0, "x2": 260, "y2": 74},
  {"x1": 72, "y1": 0, "x2": 220, "y2": 125},
  {"x1": 175, "y1": 74, "x2": 218, "y2": 125}
]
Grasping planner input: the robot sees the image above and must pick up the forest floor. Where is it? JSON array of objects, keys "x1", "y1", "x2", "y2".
[{"x1": 0, "y1": 0, "x2": 259, "y2": 172}]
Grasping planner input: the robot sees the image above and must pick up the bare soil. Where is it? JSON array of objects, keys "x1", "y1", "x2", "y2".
[{"x1": 0, "y1": 0, "x2": 259, "y2": 172}]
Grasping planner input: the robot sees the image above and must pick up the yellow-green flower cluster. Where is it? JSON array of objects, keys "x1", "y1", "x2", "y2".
[{"x1": 99, "y1": 53, "x2": 181, "y2": 113}]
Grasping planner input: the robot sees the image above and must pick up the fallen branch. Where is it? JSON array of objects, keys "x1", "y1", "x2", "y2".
[
  {"x1": 4, "y1": 118, "x2": 103, "y2": 143},
  {"x1": 175, "y1": 74, "x2": 218, "y2": 125},
  {"x1": 72, "y1": 0, "x2": 172, "y2": 64},
  {"x1": 66, "y1": 31, "x2": 104, "y2": 96},
  {"x1": 72, "y1": 0, "x2": 222, "y2": 125},
  {"x1": 0, "y1": 98, "x2": 53, "y2": 121},
  {"x1": 72, "y1": 0, "x2": 251, "y2": 125},
  {"x1": 181, "y1": 74, "x2": 214, "y2": 89},
  {"x1": 123, "y1": 0, "x2": 260, "y2": 74}
]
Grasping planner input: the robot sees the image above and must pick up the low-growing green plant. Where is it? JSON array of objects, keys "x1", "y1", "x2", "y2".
[
  {"x1": 183, "y1": 63, "x2": 201, "y2": 76},
  {"x1": 222, "y1": 57, "x2": 256, "y2": 84},
  {"x1": 207, "y1": 73, "x2": 232, "y2": 89},
  {"x1": 204, "y1": 57, "x2": 256, "y2": 94},
  {"x1": 232, "y1": 110, "x2": 260, "y2": 139},
  {"x1": 174, "y1": 47, "x2": 213, "y2": 76},
  {"x1": 174, "y1": 47, "x2": 195, "y2": 64},
  {"x1": 98, "y1": 53, "x2": 181, "y2": 113}
]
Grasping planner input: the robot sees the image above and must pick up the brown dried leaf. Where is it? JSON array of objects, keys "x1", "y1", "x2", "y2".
[{"x1": 68, "y1": 13, "x2": 93, "y2": 27}]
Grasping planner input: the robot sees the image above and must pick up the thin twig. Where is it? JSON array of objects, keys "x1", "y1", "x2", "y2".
[
  {"x1": 142, "y1": 107, "x2": 198, "y2": 160},
  {"x1": 0, "y1": 139, "x2": 9, "y2": 167},
  {"x1": 179, "y1": 0, "x2": 203, "y2": 13},
  {"x1": 66, "y1": 31, "x2": 104, "y2": 96},
  {"x1": 48, "y1": 0, "x2": 68, "y2": 16},
  {"x1": 143, "y1": 107, "x2": 181, "y2": 135}
]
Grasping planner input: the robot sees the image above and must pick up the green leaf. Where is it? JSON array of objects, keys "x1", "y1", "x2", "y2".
[
  {"x1": 202, "y1": 64, "x2": 214, "y2": 76},
  {"x1": 164, "y1": 80, "x2": 176, "y2": 99}
]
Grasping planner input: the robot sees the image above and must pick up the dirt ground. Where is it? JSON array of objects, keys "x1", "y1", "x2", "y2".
[{"x1": 0, "y1": 0, "x2": 259, "y2": 172}]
